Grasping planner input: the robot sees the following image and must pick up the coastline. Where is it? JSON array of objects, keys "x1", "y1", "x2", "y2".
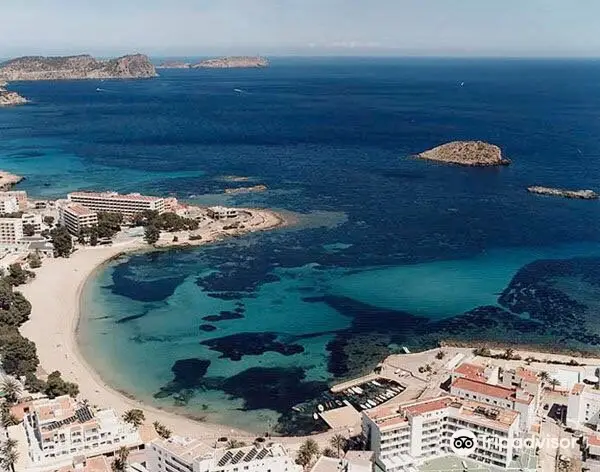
[{"x1": 19, "y1": 209, "x2": 286, "y2": 440}]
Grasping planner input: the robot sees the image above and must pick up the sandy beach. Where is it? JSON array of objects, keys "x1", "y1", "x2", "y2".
[{"x1": 19, "y1": 209, "x2": 286, "y2": 441}]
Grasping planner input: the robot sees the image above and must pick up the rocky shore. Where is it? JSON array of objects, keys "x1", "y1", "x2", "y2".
[
  {"x1": 418, "y1": 140, "x2": 511, "y2": 166},
  {"x1": 0, "y1": 54, "x2": 157, "y2": 81},
  {"x1": 0, "y1": 170, "x2": 24, "y2": 189},
  {"x1": 527, "y1": 186, "x2": 599, "y2": 200},
  {"x1": 0, "y1": 82, "x2": 27, "y2": 106}
]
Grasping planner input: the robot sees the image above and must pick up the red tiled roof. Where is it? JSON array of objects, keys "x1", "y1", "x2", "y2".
[
  {"x1": 516, "y1": 367, "x2": 540, "y2": 384},
  {"x1": 65, "y1": 203, "x2": 97, "y2": 217},
  {"x1": 454, "y1": 363, "x2": 487, "y2": 381},
  {"x1": 589, "y1": 435, "x2": 600, "y2": 447},
  {"x1": 452, "y1": 377, "x2": 515, "y2": 401}
]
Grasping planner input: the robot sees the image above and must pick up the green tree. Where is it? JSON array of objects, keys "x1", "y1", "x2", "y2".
[
  {"x1": 97, "y1": 212, "x2": 123, "y2": 239},
  {"x1": 226, "y1": 439, "x2": 246, "y2": 450},
  {"x1": 6, "y1": 264, "x2": 34, "y2": 286},
  {"x1": 0, "y1": 330, "x2": 39, "y2": 378},
  {"x1": 503, "y1": 348, "x2": 515, "y2": 360},
  {"x1": 22, "y1": 224, "x2": 35, "y2": 237},
  {"x1": 153, "y1": 421, "x2": 172, "y2": 439},
  {"x1": 122, "y1": 409, "x2": 145, "y2": 428},
  {"x1": 77, "y1": 230, "x2": 86, "y2": 245},
  {"x1": 1, "y1": 438, "x2": 19, "y2": 472},
  {"x1": 111, "y1": 446, "x2": 130, "y2": 472},
  {"x1": 44, "y1": 371, "x2": 79, "y2": 398},
  {"x1": 28, "y1": 252, "x2": 42, "y2": 269},
  {"x1": 0, "y1": 403, "x2": 19, "y2": 428},
  {"x1": 50, "y1": 226, "x2": 73, "y2": 258},
  {"x1": 296, "y1": 439, "x2": 319, "y2": 467},
  {"x1": 548, "y1": 378, "x2": 561, "y2": 391},
  {"x1": 0, "y1": 378, "x2": 22, "y2": 405},
  {"x1": 322, "y1": 447, "x2": 337, "y2": 458},
  {"x1": 90, "y1": 227, "x2": 99, "y2": 246},
  {"x1": 539, "y1": 371, "x2": 550, "y2": 383},
  {"x1": 144, "y1": 225, "x2": 160, "y2": 245},
  {"x1": 43, "y1": 216, "x2": 54, "y2": 227},
  {"x1": 330, "y1": 434, "x2": 347, "y2": 458}
]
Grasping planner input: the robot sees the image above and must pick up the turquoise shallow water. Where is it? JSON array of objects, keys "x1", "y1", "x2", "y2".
[{"x1": 3, "y1": 58, "x2": 600, "y2": 433}]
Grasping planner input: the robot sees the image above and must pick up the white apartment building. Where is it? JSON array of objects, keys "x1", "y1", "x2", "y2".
[
  {"x1": 68, "y1": 191, "x2": 165, "y2": 217},
  {"x1": 0, "y1": 217, "x2": 24, "y2": 244},
  {"x1": 497, "y1": 366, "x2": 543, "y2": 408},
  {"x1": 450, "y1": 377, "x2": 535, "y2": 432},
  {"x1": 147, "y1": 436, "x2": 301, "y2": 472},
  {"x1": 310, "y1": 455, "x2": 372, "y2": 472},
  {"x1": 362, "y1": 396, "x2": 521, "y2": 472},
  {"x1": 1, "y1": 190, "x2": 28, "y2": 210},
  {"x1": 22, "y1": 213, "x2": 43, "y2": 233},
  {"x1": 21, "y1": 395, "x2": 142, "y2": 470},
  {"x1": 0, "y1": 195, "x2": 19, "y2": 214},
  {"x1": 58, "y1": 204, "x2": 99, "y2": 235},
  {"x1": 567, "y1": 383, "x2": 600, "y2": 430},
  {"x1": 207, "y1": 206, "x2": 239, "y2": 220}
]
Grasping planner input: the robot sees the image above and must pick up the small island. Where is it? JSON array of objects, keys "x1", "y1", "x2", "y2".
[
  {"x1": 418, "y1": 141, "x2": 511, "y2": 167},
  {"x1": 191, "y1": 56, "x2": 269, "y2": 69},
  {"x1": 527, "y1": 186, "x2": 599, "y2": 200},
  {"x1": 0, "y1": 54, "x2": 157, "y2": 81},
  {"x1": 0, "y1": 81, "x2": 27, "y2": 106}
]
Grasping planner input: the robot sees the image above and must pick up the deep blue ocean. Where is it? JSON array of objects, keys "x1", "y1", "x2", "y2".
[{"x1": 2, "y1": 58, "x2": 600, "y2": 433}]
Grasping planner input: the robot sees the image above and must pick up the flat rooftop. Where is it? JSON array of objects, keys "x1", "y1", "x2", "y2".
[{"x1": 69, "y1": 191, "x2": 163, "y2": 203}]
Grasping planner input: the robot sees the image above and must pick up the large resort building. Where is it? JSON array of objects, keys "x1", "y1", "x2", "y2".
[
  {"x1": 362, "y1": 395, "x2": 521, "y2": 472},
  {"x1": 0, "y1": 217, "x2": 24, "y2": 244},
  {"x1": 67, "y1": 191, "x2": 166, "y2": 218},
  {"x1": 148, "y1": 436, "x2": 301, "y2": 472},
  {"x1": 19, "y1": 395, "x2": 142, "y2": 471},
  {"x1": 58, "y1": 203, "x2": 99, "y2": 235}
]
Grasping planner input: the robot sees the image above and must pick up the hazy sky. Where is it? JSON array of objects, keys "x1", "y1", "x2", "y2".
[{"x1": 2, "y1": 0, "x2": 600, "y2": 57}]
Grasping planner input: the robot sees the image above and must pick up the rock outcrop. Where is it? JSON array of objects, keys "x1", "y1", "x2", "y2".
[
  {"x1": 418, "y1": 141, "x2": 510, "y2": 167},
  {"x1": 191, "y1": 56, "x2": 269, "y2": 69},
  {"x1": 0, "y1": 54, "x2": 157, "y2": 81},
  {"x1": 224, "y1": 185, "x2": 268, "y2": 195},
  {"x1": 0, "y1": 82, "x2": 27, "y2": 106},
  {"x1": 527, "y1": 186, "x2": 598, "y2": 200},
  {"x1": 0, "y1": 171, "x2": 24, "y2": 189}
]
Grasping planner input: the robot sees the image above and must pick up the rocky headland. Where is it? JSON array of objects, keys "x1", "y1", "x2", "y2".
[
  {"x1": 0, "y1": 170, "x2": 24, "y2": 189},
  {"x1": 0, "y1": 81, "x2": 27, "y2": 106},
  {"x1": 527, "y1": 186, "x2": 599, "y2": 200},
  {"x1": 418, "y1": 141, "x2": 511, "y2": 167},
  {"x1": 191, "y1": 56, "x2": 269, "y2": 69},
  {"x1": 0, "y1": 54, "x2": 157, "y2": 81}
]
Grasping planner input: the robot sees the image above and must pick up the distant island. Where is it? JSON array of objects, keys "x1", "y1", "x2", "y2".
[
  {"x1": 0, "y1": 54, "x2": 157, "y2": 81},
  {"x1": 224, "y1": 184, "x2": 268, "y2": 195},
  {"x1": 0, "y1": 80, "x2": 27, "y2": 106},
  {"x1": 527, "y1": 186, "x2": 599, "y2": 200},
  {"x1": 418, "y1": 141, "x2": 511, "y2": 167},
  {"x1": 158, "y1": 56, "x2": 269, "y2": 69}
]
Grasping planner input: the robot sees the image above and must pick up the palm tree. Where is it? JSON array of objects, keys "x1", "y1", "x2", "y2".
[
  {"x1": 330, "y1": 434, "x2": 347, "y2": 458},
  {"x1": 539, "y1": 371, "x2": 550, "y2": 383},
  {"x1": 226, "y1": 439, "x2": 246, "y2": 450},
  {"x1": 122, "y1": 409, "x2": 145, "y2": 428},
  {"x1": 0, "y1": 378, "x2": 22, "y2": 405},
  {"x1": 111, "y1": 446, "x2": 129, "y2": 472},
  {"x1": 1, "y1": 439, "x2": 19, "y2": 472},
  {"x1": 503, "y1": 348, "x2": 515, "y2": 360},
  {"x1": 296, "y1": 438, "x2": 319, "y2": 467},
  {"x1": 548, "y1": 378, "x2": 561, "y2": 391}
]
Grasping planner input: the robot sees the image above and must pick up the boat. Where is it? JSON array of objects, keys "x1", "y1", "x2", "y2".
[
  {"x1": 313, "y1": 413, "x2": 319, "y2": 420},
  {"x1": 317, "y1": 404, "x2": 325, "y2": 412}
]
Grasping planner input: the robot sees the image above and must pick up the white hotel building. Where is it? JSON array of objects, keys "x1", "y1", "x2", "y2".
[
  {"x1": 362, "y1": 396, "x2": 521, "y2": 472},
  {"x1": 68, "y1": 191, "x2": 166, "y2": 218},
  {"x1": 0, "y1": 195, "x2": 20, "y2": 214},
  {"x1": 0, "y1": 217, "x2": 24, "y2": 244},
  {"x1": 567, "y1": 383, "x2": 600, "y2": 430},
  {"x1": 58, "y1": 203, "x2": 99, "y2": 235},
  {"x1": 147, "y1": 436, "x2": 301, "y2": 472},
  {"x1": 19, "y1": 395, "x2": 142, "y2": 471}
]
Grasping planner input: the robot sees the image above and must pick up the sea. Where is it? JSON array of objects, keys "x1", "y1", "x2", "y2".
[{"x1": 1, "y1": 57, "x2": 600, "y2": 434}]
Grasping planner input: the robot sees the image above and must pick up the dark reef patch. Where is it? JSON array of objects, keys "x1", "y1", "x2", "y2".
[
  {"x1": 221, "y1": 367, "x2": 327, "y2": 412},
  {"x1": 199, "y1": 324, "x2": 217, "y2": 332},
  {"x1": 201, "y1": 332, "x2": 304, "y2": 361},
  {"x1": 109, "y1": 262, "x2": 186, "y2": 302},
  {"x1": 154, "y1": 358, "x2": 211, "y2": 398},
  {"x1": 202, "y1": 310, "x2": 245, "y2": 322}
]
